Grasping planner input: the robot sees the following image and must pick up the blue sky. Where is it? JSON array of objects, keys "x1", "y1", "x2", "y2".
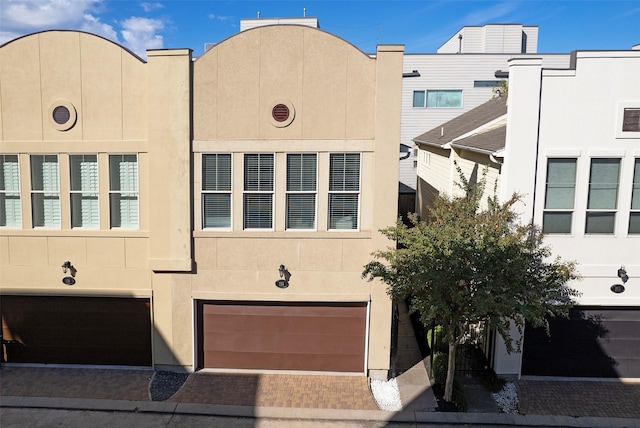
[{"x1": 1, "y1": 1, "x2": 639, "y2": 58}]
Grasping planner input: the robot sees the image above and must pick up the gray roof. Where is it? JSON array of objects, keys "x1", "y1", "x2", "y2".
[
  {"x1": 450, "y1": 124, "x2": 506, "y2": 154},
  {"x1": 412, "y1": 96, "x2": 508, "y2": 151}
]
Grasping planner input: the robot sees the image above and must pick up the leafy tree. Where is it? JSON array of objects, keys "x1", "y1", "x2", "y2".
[{"x1": 363, "y1": 167, "x2": 580, "y2": 403}]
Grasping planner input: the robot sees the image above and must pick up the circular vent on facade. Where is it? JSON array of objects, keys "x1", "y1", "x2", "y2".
[
  {"x1": 272, "y1": 104, "x2": 290, "y2": 122},
  {"x1": 48, "y1": 100, "x2": 77, "y2": 131},
  {"x1": 268, "y1": 100, "x2": 295, "y2": 128},
  {"x1": 53, "y1": 106, "x2": 71, "y2": 125}
]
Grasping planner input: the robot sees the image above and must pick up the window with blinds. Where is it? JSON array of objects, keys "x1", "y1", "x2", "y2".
[
  {"x1": 244, "y1": 153, "x2": 274, "y2": 229},
  {"x1": 70, "y1": 155, "x2": 99, "y2": 228},
  {"x1": 629, "y1": 159, "x2": 640, "y2": 234},
  {"x1": 329, "y1": 153, "x2": 360, "y2": 230},
  {"x1": 586, "y1": 158, "x2": 621, "y2": 234},
  {"x1": 30, "y1": 155, "x2": 60, "y2": 228},
  {"x1": 202, "y1": 154, "x2": 232, "y2": 229},
  {"x1": 286, "y1": 153, "x2": 317, "y2": 230},
  {"x1": 542, "y1": 158, "x2": 577, "y2": 234},
  {"x1": 1, "y1": 155, "x2": 21, "y2": 228},
  {"x1": 109, "y1": 155, "x2": 138, "y2": 229}
]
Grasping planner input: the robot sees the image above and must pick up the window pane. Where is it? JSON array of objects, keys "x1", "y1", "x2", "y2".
[
  {"x1": 329, "y1": 153, "x2": 360, "y2": 191},
  {"x1": 622, "y1": 108, "x2": 640, "y2": 132},
  {"x1": 70, "y1": 155, "x2": 99, "y2": 228},
  {"x1": 426, "y1": 90, "x2": 462, "y2": 108},
  {"x1": 109, "y1": 155, "x2": 138, "y2": 229},
  {"x1": 287, "y1": 154, "x2": 317, "y2": 191},
  {"x1": 244, "y1": 194, "x2": 272, "y2": 229},
  {"x1": 244, "y1": 154, "x2": 273, "y2": 191},
  {"x1": 31, "y1": 192, "x2": 60, "y2": 227},
  {"x1": 30, "y1": 155, "x2": 60, "y2": 228},
  {"x1": 203, "y1": 154, "x2": 231, "y2": 191},
  {"x1": 587, "y1": 158, "x2": 620, "y2": 209},
  {"x1": 545, "y1": 158, "x2": 576, "y2": 209},
  {"x1": 1, "y1": 155, "x2": 21, "y2": 227},
  {"x1": 329, "y1": 194, "x2": 358, "y2": 230},
  {"x1": 412, "y1": 91, "x2": 425, "y2": 108},
  {"x1": 632, "y1": 159, "x2": 640, "y2": 210},
  {"x1": 287, "y1": 194, "x2": 315, "y2": 229},
  {"x1": 542, "y1": 212, "x2": 572, "y2": 234},
  {"x1": 629, "y1": 213, "x2": 640, "y2": 234},
  {"x1": 585, "y1": 212, "x2": 615, "y2": 234},
  {"x1": 203, "y1": 193, "x2": 231, "y2": 228}
]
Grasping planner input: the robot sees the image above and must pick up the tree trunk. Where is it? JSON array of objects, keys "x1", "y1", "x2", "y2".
[{"x1": 444, "y1": 342, "x2": 457, "y2": 402}]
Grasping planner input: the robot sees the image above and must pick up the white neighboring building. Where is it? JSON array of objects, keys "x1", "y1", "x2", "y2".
[
  {"x1": 414, "y1": 46, "x2": 640, "y2": 380},
  {"x1": 399, "y1": 24, "x2": 570, "y2": 217},
  {"x1": 499, "y1": 49, "x2": 640, "y2": 379}
]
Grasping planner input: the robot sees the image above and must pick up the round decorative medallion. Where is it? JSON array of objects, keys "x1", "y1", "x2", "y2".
[
  {"x1": 268, "y1": 99, "x2": 295, "y2": 128},
  {"x1": 48, "y1": 100, "x2": 77, "y2": 131}
]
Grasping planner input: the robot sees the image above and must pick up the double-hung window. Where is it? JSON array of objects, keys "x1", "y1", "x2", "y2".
[
  {"x1": 69, "y1": 155, "x2": 99, "y2": 228},
  {"x1": 109, "y1": 154, "x2": 138, "y2": 229},
  {"x1": 202, "y1": 154, "x2": 232, "y2": 229},
  {"x1": 542, "y1": 158, "x2": 577, "y2": 234},
  {"x1": 629, "y1": 159, "x2": 640, "y2": 234},
  {"x1": 1, "y1": 155, "x2": 21, "y2": 227},
  {"x1": 243, "y1": 153, "x2": 274, "y2": 229},
  {"x1": 286, "y1": 154, "x2": 317, "y2": 230},
  {"x1": 30, "y1": 155, "x2": 60, "y2": 228},
  {"x1": 329, "y1": 153, "x2": 360, "y2": 230},
  {"x1": 586, "y1": 158, "x2": 621, "y2": 234}
]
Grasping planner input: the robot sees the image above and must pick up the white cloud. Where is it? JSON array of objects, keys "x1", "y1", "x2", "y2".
[
  {"x1": 141, "y1": 2, "x2": 163, "y2": 12},
  {"x1": 120, "y1": 16, "x2": 164, "y2": 57},
  {"x1": 81, "y1": 13, "x2": 118, "y2": 43},
  {"x1": 0, "y1": 0, "x2": 100, "y2": 30},
  {"x1": 208, "y1": 14, "x2": 231, "y2": 21},
  {"x1": 458, "y1": 1, "x2": 519, "y2": 26}
]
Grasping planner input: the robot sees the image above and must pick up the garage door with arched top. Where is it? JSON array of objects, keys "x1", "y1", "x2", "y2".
[{"x1": 197, "y1": 301, "x2": 367, "y2": 372}]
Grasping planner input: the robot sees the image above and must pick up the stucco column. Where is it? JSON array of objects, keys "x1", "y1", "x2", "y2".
[{"x1": 368, "y1": 44, "x2": 404, "y2": 378}]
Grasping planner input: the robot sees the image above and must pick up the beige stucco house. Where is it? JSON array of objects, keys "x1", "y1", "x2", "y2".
[{"x1": 0, "y1": 27, "x2": 404, "y2": 378}]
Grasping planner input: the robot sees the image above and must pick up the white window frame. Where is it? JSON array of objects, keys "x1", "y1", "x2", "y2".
[
  {"x1": 616, "y1": 102, "x2": 640, "y2": 139},
  {"x1": 0, "y1": 154, "x2": 21, "y2": 228},
  {"x1": 69, "y1": 154, "x2": 99, "y2": 229},
  {"x1": 328, "y1": 153, "x2": 361, "y2": 231},
  {"x1": 629, "y1": 158, "x2": 640, "y2": 234},
  {"x1": 109, "y1": 154, "x2": 139, "y2": 229},
  {"x1": 202, "y1": 153, "x2": 233, "y2": 230},
  {"x1": 243, "y1": 153, "x2": 274, "y2": 230},
  {"x1": 542, "y1": 158, "x2": 577, "y2": 234},
  {"x1": 286, "y1": 153, "x2": 317, "y2": 231},
  {"x1": 30, "y1": 154, "x2": 61, "y2": 228},
  {"x1": 585, "y1": 157, "x2": 621, "y2": 235}
]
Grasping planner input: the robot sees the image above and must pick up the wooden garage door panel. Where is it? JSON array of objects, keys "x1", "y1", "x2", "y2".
[
  {"x1": 198, "y1": 302, "x2": 367, "y2": 372},
  {"x1": 1, "y1": 296, "x2": 152, "y2": 366}
]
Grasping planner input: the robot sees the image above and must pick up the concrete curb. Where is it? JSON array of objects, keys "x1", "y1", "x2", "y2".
[{"x1": 2, "y1": 396, "x2": 639, "y2": 427}]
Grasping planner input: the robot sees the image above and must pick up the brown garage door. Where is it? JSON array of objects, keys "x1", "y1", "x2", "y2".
[
  {"x1": 1, "y1": 296, "x2": 152, "y2": 366},
  {"x1": 197, "y1": 302, "x2": 367, "y2": 372}
]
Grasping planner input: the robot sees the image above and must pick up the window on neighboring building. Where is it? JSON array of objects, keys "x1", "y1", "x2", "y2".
[
  {"x1": 0, "y1": 155, "x2": 21, "y2": 227},
  {"x1": 543, "y1": 158, "x2": 577, "y2": 234},
  {"x1": 629, "y1": 158, "x2": 640, "y2": 234},
  {"x1": 30, "y1": 155, "x2": 60, "y2": 228},
  {"x1": 412, "y1": 91, "x2": 426, "y2": 108},
  {"x1": 244, "y1": 153, "x2": 274, "y2": 229},
  {"x1": 69, "y1": 154, "x2": 99, "y2": 228},
  {"x1": 202, "y1": 154, "x2": 232, "y2": 229},
  {"x1": 622, "y1": 108, "x2": 640, "y2": 132},
  {"x1": 109, "y1": 154, "x2": 138, "y2": 229},
  {"x1": 419, "y1": 150, "x2": 430, "y2": 167},
  {"x1": 286, "y1": 153, "x2": 317, "y2": 230},
  {"x1": 329, "y1": 153, "x2": 360, "y2": 230},
  {"x1": 585, "y1": 158, "x2": 621, "y2": 234},
  {"x1": 427, "y1": 90, "x2": 463, "y2": 108},
  {"x1": 473, "y1": 80, "x2": 505, "y2": 88}
]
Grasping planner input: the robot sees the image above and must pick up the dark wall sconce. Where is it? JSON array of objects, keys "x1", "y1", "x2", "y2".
[
  {"x1": 275, "y1": 264, "x2": 290, "y2": 289},
  {"x1": 62, "y1": 261, "x2": 77, "y2": 286},
  {"x1": 618, "y1": 266, "x2": 629, "y2": 284}
]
